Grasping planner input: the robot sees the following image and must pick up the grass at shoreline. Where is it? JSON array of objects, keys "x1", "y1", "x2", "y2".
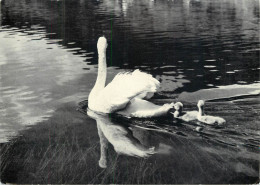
[
  {"x1": 0, "y1": 104, "x2": 160, "y2": 184},
  {"x1": 0, "y1": 126, "x2": 160, "y2": 184}
]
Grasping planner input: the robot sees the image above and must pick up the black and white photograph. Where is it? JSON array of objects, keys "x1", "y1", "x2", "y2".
[{"x1": 0, "y1": 0, "x2": 259, "y2": 184}]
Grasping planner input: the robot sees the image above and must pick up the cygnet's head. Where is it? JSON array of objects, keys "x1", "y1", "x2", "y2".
[
  {"x1": 97, "y1": 36, "x2": 107, "y2": 54},
  {"x1": 174, "y1": 102, "x2": 183, "y2": 111},
  {"x1": 197, "y1": 100, "x2": 205, "y2": 108}
]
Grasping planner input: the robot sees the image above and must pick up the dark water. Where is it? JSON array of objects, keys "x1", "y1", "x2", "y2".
[{"x1": 0, "y1": 0, "x2": 259, "y2": 183}]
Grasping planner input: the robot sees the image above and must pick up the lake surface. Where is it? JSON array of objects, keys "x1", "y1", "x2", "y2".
[{"x1": 0, "y1": 0, "x2": 259, "y2": 183}]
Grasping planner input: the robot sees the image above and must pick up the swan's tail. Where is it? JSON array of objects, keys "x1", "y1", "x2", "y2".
[{"x1": 142, "y1": 146, "x2": 156, "y2": 158}]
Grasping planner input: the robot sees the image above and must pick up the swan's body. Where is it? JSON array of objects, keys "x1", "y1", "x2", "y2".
[
  {"x1": 197, "y1": 100, "x2": 226, "y2": 125},
  {"x1": 172, "y1": 102, "x2": 198, "y2": 122},
  {"x1": 88, "y1": 37, "x2": 173, "y2": 117}
]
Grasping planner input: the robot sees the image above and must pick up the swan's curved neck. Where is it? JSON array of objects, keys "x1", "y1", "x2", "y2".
[
  {"x1": 173, "y1": 111, "x2": 180, "y2": 118},
  {"x1": 198, "y1": 106, "x2": 204, "y2": 116},
  {"x1": 174, "y1": 106, "x2": 182, "y2": 117},
  {"x1": 94, "y1": 52, "x2": 107, "y2": 91}
]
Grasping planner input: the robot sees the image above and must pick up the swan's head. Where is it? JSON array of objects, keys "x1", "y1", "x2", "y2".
[
  {"x1": 97, "y1": 36, "x2": 107, "y2": 54},
  {"x1": 197, "y1": 100, "x2": 205, "y2": 108},
  {"x1": 174, "y1": 102, "x2": 183, "y2": 111},
  {"x1": 99, "y1": 158, "x2": 107, "y2": 168}
]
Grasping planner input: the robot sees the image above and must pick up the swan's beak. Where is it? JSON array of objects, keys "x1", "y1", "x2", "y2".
[{"x1": 97, "y1": 36, "x2": 108, "y2": 53}]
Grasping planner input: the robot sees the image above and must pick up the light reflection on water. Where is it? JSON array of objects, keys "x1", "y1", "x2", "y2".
[
  {"x1": 0, "y1": 0, "x2": 259, "y2": 183},
  {"x1": 0, "y1": 29, "x2": 94, "y2": 142}
]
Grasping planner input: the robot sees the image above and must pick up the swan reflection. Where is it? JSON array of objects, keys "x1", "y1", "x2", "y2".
[{"x1": 87, "y1": 109, "x2": 156, "y2": 168}]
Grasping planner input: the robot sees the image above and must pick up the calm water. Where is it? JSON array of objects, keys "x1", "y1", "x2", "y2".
[{"x1": 0, "y1": 0, "x2": 259, "y2": 183}]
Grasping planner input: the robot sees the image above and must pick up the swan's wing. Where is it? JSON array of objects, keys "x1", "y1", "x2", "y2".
[
  {"x1": 98, "y1": 69, "x2": 160, "y2": 113},
  {"x1": 111, "y1": 69, "x2": 160, "y2": 93}
]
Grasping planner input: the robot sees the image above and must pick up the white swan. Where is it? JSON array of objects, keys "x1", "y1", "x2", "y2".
[
  {"x1": 197, "y1": 100, "x2": 226, "y2": 125},
  {"x1": 171, "y1": 102, "x2": 198, "y2": 122},
  {"x1": 88, "y1": 37, "x2": 174, "y2": 117}
]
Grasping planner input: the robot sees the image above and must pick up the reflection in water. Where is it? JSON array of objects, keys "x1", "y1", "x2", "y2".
[
  {"x1": 0, "y1": 30, "x2": 91, "y2": 142},
  {"x1": 87, "y1": 109, "x2": 156, "y2": 168}
]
